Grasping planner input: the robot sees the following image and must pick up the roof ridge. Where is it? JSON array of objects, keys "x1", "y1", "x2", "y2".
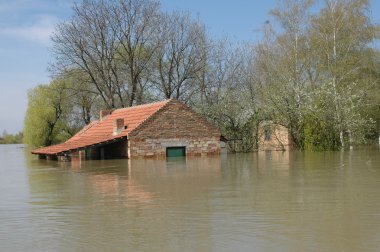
[
  {"x1": 128, "y1": 99, "x2": 174, "y2": 136},
  {"x1": 112, "y1": 99, "x2": 171, "y2": 113}
]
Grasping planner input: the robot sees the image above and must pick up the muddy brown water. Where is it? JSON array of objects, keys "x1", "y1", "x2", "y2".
[{"x1": 1, "y1": 144, "x2": 380, "y2": 251}]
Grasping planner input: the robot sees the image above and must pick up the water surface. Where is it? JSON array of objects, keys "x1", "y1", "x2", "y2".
[{"x1": 1, "y1": 144, "x2": 380, "y2": 251}]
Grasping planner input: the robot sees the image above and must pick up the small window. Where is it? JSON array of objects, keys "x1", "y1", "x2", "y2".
[
  {"x1": 264, "y1": 127, "x2": 272, "y2": 141},
  {"x1": 166, "y1": 147, "x2": 186, "y2": 157}
]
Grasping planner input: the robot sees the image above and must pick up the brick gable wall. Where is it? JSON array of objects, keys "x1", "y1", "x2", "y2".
[
  {"x1": 127, "y1": 100, "x2": 221, "y2": 158},
  {"x1": 258, "y1": 123, "x2": 293, "y2": 151}
]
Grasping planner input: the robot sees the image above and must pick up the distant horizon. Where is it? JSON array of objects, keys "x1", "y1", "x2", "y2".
[{"x1": 1, "y1": 0, "x2": 379, "y2": 134}]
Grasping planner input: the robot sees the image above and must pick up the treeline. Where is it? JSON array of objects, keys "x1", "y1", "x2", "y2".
[
  {"x1": 0, "y1": 131, "x2": 23, "y2": 144},
  {"x1": 24, "y1": 0, "x2": 380, "y2": 151}
]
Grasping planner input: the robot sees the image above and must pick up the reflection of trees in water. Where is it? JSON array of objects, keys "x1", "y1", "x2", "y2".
[{"x1": 219, "y1": 150, "x2": 380, "y2": 251}]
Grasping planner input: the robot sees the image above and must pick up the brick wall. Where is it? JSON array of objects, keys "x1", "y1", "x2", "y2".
[
  {"x1": 128, "y1": 100, "x2": 221, "y2": 158},
  {"x1": 258, "y1": 122, "x2": 293, "y2": 151}
]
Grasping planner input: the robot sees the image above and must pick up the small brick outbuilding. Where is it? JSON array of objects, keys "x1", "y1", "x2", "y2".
[
  {"x1": 258, "y1": 121, "x2": 293, "y2": 151},
  {"x1": 32, "y1": 99, "x2": 222, "y2": 161}
]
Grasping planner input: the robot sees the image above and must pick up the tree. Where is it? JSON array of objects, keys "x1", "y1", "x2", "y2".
[
  {"x1": 51, "y1": 0, "x2": 122, "y2": 108},
  {"x1": 151, "y1": 11, "x2": 207, "y2": 102},
  {"x1": 254, "y1": 0, "x2": 378, "y2": 150},
  {"x1": 310, "y1": 0, "x2": 377, "y2": 147},
  {"x1": 254, "y1": 0, "x2": 314, "y2": 148},
  {"x1": 112, "y1": 0, "x2": 161, "y2": 106},
  {"x1": 24, "y1": 80, "x2": 75, "y2": 147},
  {"x1": 195, "y1": 40, "x2": 257, "y2": 152},
  {"x1": 0, "y1": 132, "x2": 23, "y2": 144},
  {"x1": 60, "y1": 69, "x2": 99, "y2": 125},
  {"x1": 51, "y1": 0, "x2": 160, "y2": 109}
]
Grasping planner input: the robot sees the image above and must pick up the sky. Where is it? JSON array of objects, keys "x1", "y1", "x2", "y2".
[{"x1": 0, "y1": 0, "x2": 379, "y2": 134}]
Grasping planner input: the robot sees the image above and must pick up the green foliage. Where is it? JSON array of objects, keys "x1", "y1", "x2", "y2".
[
  {"x1": 0, "y1": 131, "x2": 23, "y2": 144},
  {"x1": 253, "y1": 0, "x2": 379, "y2": 151},
  {"x1": 23, "y1": 80, "x2": 78, "y2": 147},
  {"x1": 302, "y1": 114, "x2": 340, "y2": 151}
]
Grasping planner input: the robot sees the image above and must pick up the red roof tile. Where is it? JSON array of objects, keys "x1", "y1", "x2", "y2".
[{"x1": 32, "y1": 100, "x2": 171, "y2": 155}]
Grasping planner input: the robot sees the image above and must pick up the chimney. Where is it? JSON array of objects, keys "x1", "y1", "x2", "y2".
[
  {"x1": 113, "y1": 118, "x2": 124, "y2": 135},
  {"x1": 99, "y1": 109, "x2": 114, "y2": 121}
]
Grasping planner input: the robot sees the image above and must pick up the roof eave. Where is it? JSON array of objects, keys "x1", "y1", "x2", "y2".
[{"x1": 33, "y1": 136, "x2": 128, "y2": 156}]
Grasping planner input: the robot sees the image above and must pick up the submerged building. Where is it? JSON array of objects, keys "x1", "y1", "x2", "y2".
[
  {"x1": 258, "y1": 121, "x2": 293, "y2": 151},
  {"x1": 32, "y1": 99, "x2": 222, "y2": 161}
]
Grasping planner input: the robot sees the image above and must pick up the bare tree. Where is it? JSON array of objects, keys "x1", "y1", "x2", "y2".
[
  {"x1": 195, "y1": 39, "x2": 257, "y2": 152},
  {"x1": 150, "y1": 11, "x2": 207, "y2": 102},
  {"x1": 51, "y1": 0, "x2": 160, "y2": 108},
  {"x1": 111, "y1": 0, "x2": 160, "y2": 106},
  {"x1": 51, "y1": 0, "x2": 123, "y2": 108}
]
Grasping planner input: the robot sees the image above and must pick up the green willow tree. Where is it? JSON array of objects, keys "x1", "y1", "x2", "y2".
[{"x1": 24, "y1": 80, "x2": 77, "y2": 147}]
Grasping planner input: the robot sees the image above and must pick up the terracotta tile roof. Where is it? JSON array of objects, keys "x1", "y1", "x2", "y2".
[{"x1": 32, "y1": 100, "x2": 171, "y2": 155}]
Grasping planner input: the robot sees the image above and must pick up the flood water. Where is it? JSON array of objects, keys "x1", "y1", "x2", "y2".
[{"x1": 1, "y1": 144, "x2": 380, "y2": 251}]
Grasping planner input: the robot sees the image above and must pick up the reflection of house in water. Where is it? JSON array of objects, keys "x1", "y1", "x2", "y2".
[
  {"x1": 88, "y1": 173, "x2": 155, "y2": 207},
  {"x1": 258, "y1": 150, "x2": 291, "y2": 175},
  {"x1": 70, "y1": 157, "x2": 222, "y2": 208},
  {"x1": 257, "y1": 121, "x2": 293, "y2": 175},
  {"x1": 83, "y1": 157, "x2": 222, "y2": 251},
  {"x1": 258, "y1": 121, "x2": 293, "y2": 151}
]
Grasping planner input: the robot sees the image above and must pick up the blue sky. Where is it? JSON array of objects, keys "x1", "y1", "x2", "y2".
[
  {"x1": 0, "y1": 0, "x2": 72, "y2": 134},
  {"x1": 0, "y1": 0, "x2": 379, "y2": 134}
]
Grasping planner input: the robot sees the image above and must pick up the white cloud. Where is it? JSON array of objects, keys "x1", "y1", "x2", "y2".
[{"x1": 0, "y1": 15, "x2": 58, "y2": 46}]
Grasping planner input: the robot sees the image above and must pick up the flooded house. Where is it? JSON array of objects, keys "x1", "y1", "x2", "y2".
[
  {"x1": 32, "y1": 99, "x2": 222, "y2": 161},
  {"x1": 258, "y1": 121, "x2": 293, "y2": 151}
]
